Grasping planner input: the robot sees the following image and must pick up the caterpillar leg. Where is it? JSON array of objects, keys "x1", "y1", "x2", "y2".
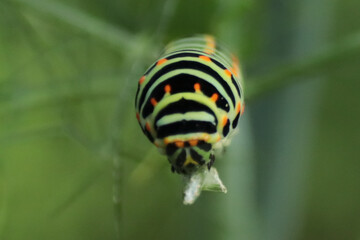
[{"x1": 207, "y1": 154, "x2": 215, "y2": 170}]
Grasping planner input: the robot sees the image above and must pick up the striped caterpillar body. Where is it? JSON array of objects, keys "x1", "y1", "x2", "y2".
[{"x1": 135, "y1": 35, "x2": 244, "y2": 175}]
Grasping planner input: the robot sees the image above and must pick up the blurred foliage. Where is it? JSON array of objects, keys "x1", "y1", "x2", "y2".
[{"x1": 1, "y1": 0, "x2": 360, "y2": 240}]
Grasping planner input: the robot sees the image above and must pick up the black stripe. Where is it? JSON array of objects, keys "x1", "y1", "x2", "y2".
[
  {"x1": 211, "y1": 58, "x2": 226, "y2": 70},
  {"x1": 157, "y1": 120, "x2": 217, "y2": 138},
  {"x1": 154, "y1": 98, "x2": 218, "y2": 126},
  {"x1": 222, "y1": 118, "x2": 230, "y2": 137},
  {"x1": 141, "y1": 126, "x2": 154, "y2": 142},
  {"x1": 135, "y1": 84, "x2": 140, "y2": 108},
  {"x1": 197, "y1": 141, "x2": 212, "y2": 151},
  {"x1": 231, "y1": 75, "x2": 241, "y2": 98},
  {"x1": 139, "y1": 60, "x2": 236, "y2": 114},
  {"x1": 142, "y1": 102, "x2": 155, "y2": 119},
  {"x1": 142, "y1": 73, "x2": 230, "y2": 118},
  {"x1": 175, "y1": 150, "x2": 186, "y2": 167},
  {"x1": 232, "y1": 112, "x2": 240, "y2": 129},
  {"x1": 165, "y1": 50, "x2": 229, "y2": 71},
  {"x1": 166, "y1": 52, "x2": 200, "y2": 60},
  {"x1": 166, "y1": 143, "x2": 178, "y2": 156},
  {"x1": 190, "y1": 149, "x2": 205, "y2": 165}
]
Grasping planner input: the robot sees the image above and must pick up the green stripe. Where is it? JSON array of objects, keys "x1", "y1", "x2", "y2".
[{"x1": 156, "y1": 112, "x2": 216, "y2": 127}]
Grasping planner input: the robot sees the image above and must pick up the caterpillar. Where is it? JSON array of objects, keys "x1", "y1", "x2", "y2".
[{"x1": 135, "y1": 35, "x2": 244, "y2": 175}]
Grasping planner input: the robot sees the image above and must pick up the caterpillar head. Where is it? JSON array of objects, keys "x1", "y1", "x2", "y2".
[{"x1": 165, "y1": 140, "x2": 215, "y2": 175}]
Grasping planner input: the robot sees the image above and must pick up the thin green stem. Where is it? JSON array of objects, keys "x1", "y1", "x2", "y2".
[
  {"x1": 13, "y1": 0, "x2": 138, "y2": 52},
  {"x1": 107, "y1": 55, "x2": 149, "y2": 240},
  {"x1": 246, "y1": 32, "x2": 360, "y2": 102},
  {"x1": 50, "y1": 167, "x2": 107, "y2": 217},
  {"x1": 0, "y1": 169, "x2": 7, "y2": 240},
  {"x1": 154, "y1": 0, "x2": 179, "y2": 42},
  {"x1": 0, "y1": 79, "x2": 118, "y2": 114}
]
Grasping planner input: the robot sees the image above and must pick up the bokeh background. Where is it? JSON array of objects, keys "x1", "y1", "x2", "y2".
[{"x1": 1, "y1": 0, "x2": 360, "y2": 239}]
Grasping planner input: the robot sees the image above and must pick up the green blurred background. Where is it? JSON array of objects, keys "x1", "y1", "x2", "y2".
[{"x1": 1, "y1": 0, "x2": 360, "y2": 239}]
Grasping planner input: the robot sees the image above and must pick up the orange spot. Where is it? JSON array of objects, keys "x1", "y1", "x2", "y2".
[
  {"x1": 139, "y1": 76, "x2": 145, "y2": 85},
  {"x1": 189, "y1": 139, "x2": 198, "y2": 146},
  {"x1": 211, "y1": 93, "x2": 218, "y2": 102},
  {"x1": 236, "y1": 102, "x2": 241, "y2": 113},
  {"x1": 150, "y1": 98, "x2": 158, "y2": 106},
  {"x1": 233, "y1": 70, "x2": 239, "y2": 77},
  {"x1": 230, "y1": 67, "x2": 239, "y2": 77},
  {"x1": 231, "y1": 55, "x2": 241, "y2": 78},
  {"x1": 216, "y1": 135, "x2": 221, "y2": 142},
  {"x1": 156, "y1": 58, "x2": 167, "y2": 66},
  {"x1": 164, "y1": 138, "x2": 170, "y2": 145},
  {"x1": 233, "y1": 65, "x2": 240, "y2": 77},
  {"x1": 199, "y1": 55, "x2": 211, "y2": 62},
  {"x1": 241, "y1": 103, "x2": 245, "y2": 115},
  {"x1": 224, "y1": 69, "x2": 232, "y2": 77},
  {"x1": 205, "y1": 35, "x2": 215, "y2": 41},
  {"x1": 205, "y1": 35, "x2": 216, "y2": 49},
  {"x1": 136, "y1": 113, "x2": 140, "y2": 121},
  {"x1": 222, "y1": 116, "x2": 228, "y2": 127},
  {"x1": 204, "y1": 35, "x2": 216, "y2": 54},
  {"x1": 194, "y1": 83, "x2": 201, "y2": 92},
  {"x1": 207, "y1": 43, "x2": 215, "y2": 49},
  {"x1": 164, "y1": 84, "x2": 171, "y2": 93},
  {"x1": 145, "y1": 122, "x2": 151, "y2": 131},
  {"x1": 175, "y1": 141, "x2": 184, "y2": 148}
]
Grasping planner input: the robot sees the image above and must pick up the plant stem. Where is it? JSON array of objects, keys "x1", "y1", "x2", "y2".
[
  {"x1": 246, "y1": 32, "x2": 360, "y2": 102},
  {"x1": 13, "y1": 0, "x2": 137, "y2": 52}
]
